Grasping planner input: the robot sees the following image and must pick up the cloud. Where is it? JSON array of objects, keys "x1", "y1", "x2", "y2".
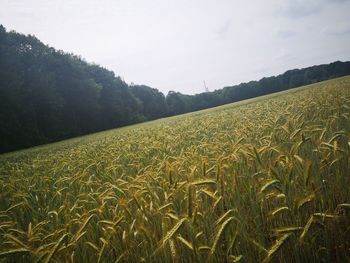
[
  {"x1": 216, "y1": 20, "x2": 231, "y2": 40},
  {"x1": 322, "y1": 25, "x2": 350, "y2": 36},
  {"x1": 277, "y1": 0, "x2": 350, "y2": 19},
  {"x1": 325, "y1": 0, "x2": 350, "y2": 2},
  {"x1": 276, "y1": 29, "x2": 297, "y2": 39},
  {"x1": 277, "y1": 0, "x2": 323, "y2": 19}
]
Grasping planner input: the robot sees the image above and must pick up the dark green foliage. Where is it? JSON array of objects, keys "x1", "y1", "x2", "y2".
[
  {"x1": 130, "y1": 85, "x2": 168, "y2": 120},
  {"x1": 1, "y1": 24, "x2": 350, "y2": 153},
  {"x1": 0, "y1": 26, "x2": 144, "y2": 153},
  {"x1": 165, "y1": 60, "x2": 350, "y2": 115},
  {"x1": 166, "y1": 91, "x2": 192, "y2": 115}
]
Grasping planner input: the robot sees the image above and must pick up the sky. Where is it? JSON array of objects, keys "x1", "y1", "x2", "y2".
[{"x1": 1, "y1": 0, "x2": 350, "y2": 95}]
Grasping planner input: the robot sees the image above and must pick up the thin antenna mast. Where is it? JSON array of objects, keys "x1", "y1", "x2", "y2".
[{"x1": 203, "y1": 81, "x2": 209, "y2": 92}]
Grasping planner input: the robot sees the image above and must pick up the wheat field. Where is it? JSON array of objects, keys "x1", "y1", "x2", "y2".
[{"x1": 0, "y1": 76, "x2": 350, "y2": 262}]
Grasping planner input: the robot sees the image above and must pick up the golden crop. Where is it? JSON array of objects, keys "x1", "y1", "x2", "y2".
[{"x1": 0, "y1": 76, "x2": 350, "y2": 262}]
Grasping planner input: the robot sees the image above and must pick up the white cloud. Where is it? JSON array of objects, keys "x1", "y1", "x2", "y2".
[
  {"x1": 322, "y1": 24, "x2": 350, "y2": 36},
  {"x1": 217, "y1": 20, "x2": 231, "y2": 40},
  {"x1": 0, "y1": 0, "x2": 349, "y2": 94},
  {"x1": 276, "y1": 30, "x2": 297, "y2": 39}
]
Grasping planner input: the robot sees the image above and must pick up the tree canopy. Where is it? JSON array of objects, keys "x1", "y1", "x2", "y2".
[{"x1": 1, "y1": 25, "x2": 350, "y2": 153}]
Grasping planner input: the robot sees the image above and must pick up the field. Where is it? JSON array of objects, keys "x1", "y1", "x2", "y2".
[{"x1": 1, "y1": 76, "x2": 350, "y2": 262}]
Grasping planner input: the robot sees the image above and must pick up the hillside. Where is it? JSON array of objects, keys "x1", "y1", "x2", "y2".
[
  {"x1": 1, "y1": 25, "x2": 350, "y2": 153},
  {"x1": 0, "y1": 77, "x2": 350, "y2": 262}
]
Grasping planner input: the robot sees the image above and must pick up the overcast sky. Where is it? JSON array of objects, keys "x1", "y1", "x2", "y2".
[{"x1": 1, "y1": 0, "x2": 350, "y2": 94}]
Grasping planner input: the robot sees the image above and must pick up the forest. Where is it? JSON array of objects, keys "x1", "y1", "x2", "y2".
[{"x1": 1, "y1": 24, "x2": 350, "y2": 153}]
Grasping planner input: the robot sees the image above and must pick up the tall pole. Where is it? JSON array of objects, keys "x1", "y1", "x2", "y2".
[{"x1": 204, "y1": 81, "x2": 209, "y2": 92}]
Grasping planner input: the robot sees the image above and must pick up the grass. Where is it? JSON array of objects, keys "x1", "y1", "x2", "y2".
[{"x1": 0, "y1": 76, "x2": 350, "y2": 262}]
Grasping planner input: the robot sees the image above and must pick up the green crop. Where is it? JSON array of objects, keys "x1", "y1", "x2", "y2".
[{"x1": 0, "y1": 76, "x2": 350, "y2": 262}]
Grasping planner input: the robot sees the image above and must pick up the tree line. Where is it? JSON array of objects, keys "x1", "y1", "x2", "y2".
[{"x1": 1, "y1": 25, "x2": 350, "y2": 153}]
